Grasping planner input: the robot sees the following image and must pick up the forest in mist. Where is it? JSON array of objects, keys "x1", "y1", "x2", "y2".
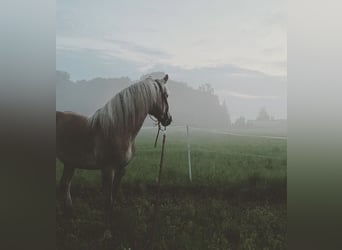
[{"x1": 56, "y1": 71, "x2": 231, "y2": 129}]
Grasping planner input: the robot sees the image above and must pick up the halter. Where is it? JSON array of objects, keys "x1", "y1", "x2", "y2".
[
  {"x1": 155, "y1": 79, "x2": 169, "y2": 114},
  {"x1": 150, "y1": 79, "x2": 169, "y2": 147}
]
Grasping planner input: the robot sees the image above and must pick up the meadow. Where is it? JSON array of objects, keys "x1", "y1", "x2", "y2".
[{"x1": 56, "y1": 127, "x2": 287, "y2": 250}]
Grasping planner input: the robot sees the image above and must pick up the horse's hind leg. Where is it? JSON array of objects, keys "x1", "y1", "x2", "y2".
[{"x1": 60, "y1": 165, "x2": 75, "y2": 218}]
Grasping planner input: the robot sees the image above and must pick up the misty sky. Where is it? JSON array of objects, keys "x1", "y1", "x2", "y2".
[{"x1": 56, "y1": 0, "x2": 287, "y2": 120}]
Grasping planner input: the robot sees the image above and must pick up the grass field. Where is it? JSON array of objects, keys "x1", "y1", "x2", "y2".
[{"x1": 56, "y1": 127, "x2": 287, "y2": 250}]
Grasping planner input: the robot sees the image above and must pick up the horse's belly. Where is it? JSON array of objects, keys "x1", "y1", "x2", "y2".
[
  {"x1": 57, "y1": 151, "x2": 99, "y2": 169},
  {"x1": 56, "y1": 111, "x2": 99, "y2": 169}
]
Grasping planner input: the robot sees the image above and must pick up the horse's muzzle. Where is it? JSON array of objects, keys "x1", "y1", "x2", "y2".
[{"x1": 161, "y1": 114, "x2": 172, "y2": 127}]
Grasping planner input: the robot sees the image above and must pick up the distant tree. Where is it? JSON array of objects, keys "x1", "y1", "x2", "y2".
[
  {"x1": 234, "y1": 116, "x2": 246, "y2": 128},
  {"x1": 140, "y1": 72, "x2": 165, "y2": 80},
  {"x1": 256, "y1": 107, "x2": 270, "y2": 121},
  {"x1": 221, "y1": 100, "x2": 232, "y2": 127},
  {"x1": 56, "y1": 71, "x2": 70, "y2": 82},
  {"x1": 198, "y1": 83, "x2": 214, "y2": 95}
]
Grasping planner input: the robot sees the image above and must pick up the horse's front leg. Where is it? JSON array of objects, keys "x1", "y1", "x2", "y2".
[
  {"x1": 102, "y1": 167, "x2": 114, "y2": 240},
  {"x1": 112, "y1": 167, "x2": 126, "y2": 201}
]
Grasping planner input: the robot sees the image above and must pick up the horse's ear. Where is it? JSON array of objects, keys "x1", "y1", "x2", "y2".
[{"x1": 163, "y1": 74, "x2": 169, "y2": 83}]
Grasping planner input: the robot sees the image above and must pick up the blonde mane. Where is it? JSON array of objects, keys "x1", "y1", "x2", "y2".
[{"x1": 88, "y1": 77, "x2": 161, "y2": 137}]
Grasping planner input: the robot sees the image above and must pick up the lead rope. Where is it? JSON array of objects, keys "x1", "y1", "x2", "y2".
[
  {"x1": 146, "y1": 130, "x2": 166, "y2": 250},
  {"x1": 149, "y1": 115, "x2": 162, "y2": 148},
  {"x1": 153, "y1": 123, "x2": 167, "y2": 148},
  {"x1": 154, "y1": 123, "x2": 161, "y2": 148}
]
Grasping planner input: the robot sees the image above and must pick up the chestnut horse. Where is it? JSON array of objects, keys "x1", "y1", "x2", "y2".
[{"x1": 56, "y1": 74, "x2": 172, "y2": 239}]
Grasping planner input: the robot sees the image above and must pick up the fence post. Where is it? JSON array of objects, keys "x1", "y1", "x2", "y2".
[{"x1": 186, "y1": 125, "x2": 192, "y2": 182}]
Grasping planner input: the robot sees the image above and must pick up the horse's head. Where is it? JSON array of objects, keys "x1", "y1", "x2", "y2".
[{"x1": 151, "y1": 74, "x2": 172, "y2": 127}]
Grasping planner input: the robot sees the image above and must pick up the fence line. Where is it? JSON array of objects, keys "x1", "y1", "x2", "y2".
[
  {"x1": 141, "y1": 125, "x2": 287, "y2": 140},
  {"x1": 141, "y1": 125, "x2": 286, "y2": 181},
  {"x1": 190, "y1": 127, "x2": 287, "y2": 140}
]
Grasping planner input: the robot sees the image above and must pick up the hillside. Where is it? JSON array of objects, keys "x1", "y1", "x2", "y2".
[{"x1": 56, "y1": 71, "x2": 231, "y2": 129}]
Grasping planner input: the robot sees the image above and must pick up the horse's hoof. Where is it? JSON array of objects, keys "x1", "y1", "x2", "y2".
[{"x1": 103, "y1": 229, "x2": 112, "y2": 241}]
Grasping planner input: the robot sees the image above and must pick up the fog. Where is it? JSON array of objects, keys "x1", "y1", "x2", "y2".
[
  {"x1": 56, "y1": 70, "x2": 286, "y2": 134},
  {"x1": 56, "y1": 0, "x2": 286, "y2": 132}
]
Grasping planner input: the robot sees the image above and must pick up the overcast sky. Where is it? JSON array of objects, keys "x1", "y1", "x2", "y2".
[{"x1": 56, "y1": 0, "x2": 287, "y2": 120}]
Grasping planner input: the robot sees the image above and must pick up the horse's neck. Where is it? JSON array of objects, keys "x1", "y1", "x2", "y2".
[
  {"x1": 128, "y1": 92, "x2": 154, "y2": 138},
  {"x1": 110, "y1": 105, "x2": 149, "y2": 140},
  {"x1": 130, "y1": 109, "x2": 149, "y2": 139}
]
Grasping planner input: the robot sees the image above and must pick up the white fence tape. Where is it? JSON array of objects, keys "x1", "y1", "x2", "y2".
[{"x1": 142, "y1": 125, "x2": 287, "y2": 140}]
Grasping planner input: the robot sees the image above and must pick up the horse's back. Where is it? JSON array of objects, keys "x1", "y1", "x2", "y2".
[
  {"x1": 56, "y1": 111, "x2": 97, "y2": 167},
  {"x1": 56, "y1": 111, "x2": 91, "y2": 137}
]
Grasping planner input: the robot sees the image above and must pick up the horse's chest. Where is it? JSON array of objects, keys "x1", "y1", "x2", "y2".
[
  {"x1": 124, "y1": 143, "x2": 134, "y2": 164},
  {"x1": 94, "y1": 138, "x2": 135, "y2": 167}
]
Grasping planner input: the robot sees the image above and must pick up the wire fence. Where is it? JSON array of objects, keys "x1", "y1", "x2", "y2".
[
  {"x1": 141, "y1": 125, "x2": 287, "y2": 182},
  {"x1": 142, "y1": 125, "x2": 287, "y2": 140}
]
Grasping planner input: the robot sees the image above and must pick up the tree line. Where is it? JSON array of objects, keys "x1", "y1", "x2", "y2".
[{"x1": 56, "y1": 71, "x2": 231, "y2": 129}]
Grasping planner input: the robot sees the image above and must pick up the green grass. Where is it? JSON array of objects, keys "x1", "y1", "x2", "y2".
[{"x1": 56, "y1": 128, "x2": 287, "y2": 250}]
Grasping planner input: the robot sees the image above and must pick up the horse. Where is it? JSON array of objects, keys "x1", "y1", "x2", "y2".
[{"x1": 56, "y1": 74, "x2": 172, "y2": 239}]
